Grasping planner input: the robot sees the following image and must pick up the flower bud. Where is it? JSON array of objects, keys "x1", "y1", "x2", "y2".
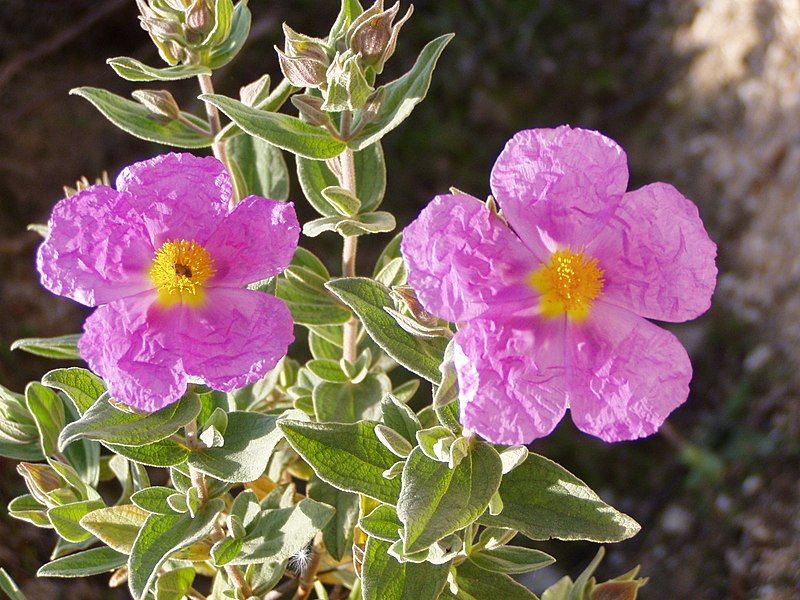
[
  {"x1": 276, "y1": 47, "x2": 328, "y2": 88},
  {"x1": 16, "y1": 463, "x2": 63, "y2": 507},
  {"x1": 282, "y1": 24, "x2": 332, "y2": 64},
  {"x1": 239, "y1": 74, "x2": 271, "y2": 107},
  {"x1": 348, "y1": 2, "x2": 400, "y2": 62},
  {"x1": 323, "y1": 50, "x2": 373, "y2": 112},
  {"x1": 132, "y1": 89, "x2": 182, "y2": 121},
  {"x1": 291, "y1": 94, "x2": 333, "y2": 129},
  {"x1": 185, "y1": 0, "x2": 212, "y2": 36},
  {"x1": 378, "y1": 4, "x2": 413, "y2": 72}
]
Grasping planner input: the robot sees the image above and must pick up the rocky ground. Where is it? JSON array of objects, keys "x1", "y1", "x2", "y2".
[{"x1": 0, "y1": 0, "x2": 798, "y2": 598}]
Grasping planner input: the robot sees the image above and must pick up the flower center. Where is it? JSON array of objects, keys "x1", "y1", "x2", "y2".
[
  {"x1": 149, "y1": 239, "x2": 215, "y2": 307},
  {"x1": 529, "y1": 248, "x2": 604, "y2": 322}
]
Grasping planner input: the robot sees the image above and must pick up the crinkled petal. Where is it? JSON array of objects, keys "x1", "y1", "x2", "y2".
[
  {"x1": 162, "y1": 288, "x2": 294, "y2": 391},
  {"x1": 454, "y1": 317, "x2": 567, "y2": 445},
  {"x1": 490, "y1": 126, "x2": 629, "y2": 257},
  {"x1": 588, "y1": 183, "x2": 718, "y2": 322},
  {"x1": 116, "y1": 153, "x2": 231, "y2": 247},
  {"x1": 205, "y1": 196, "x2": 300, "y2": 287},
  {"x1": 37, "y1": 185, "x2": 154, "y2": 306},
  {"x1": 567, "y1": 302, "x2": 691, "y2": 442},
  {"x1": 401, "y1": 194, "x2": 538, "y2": 322},
  {"x1": 79, "y1": 292, "x2": 186, "y2": 412}
]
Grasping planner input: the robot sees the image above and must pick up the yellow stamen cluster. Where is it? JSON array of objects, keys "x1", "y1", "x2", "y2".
[
  {"x1": 529, "y1": 248, "x2": 604, "y2": 322},
  {"x1": 149, "y1": 239, "x2": 215, "y2": 307}
]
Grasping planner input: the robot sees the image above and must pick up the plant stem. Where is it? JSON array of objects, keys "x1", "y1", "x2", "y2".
[
  {"x1": 197, "y1": 73, "x2": 227, "y2": 164},
  {"x1": 294, "y1": 531, "x2": 325, "y2": 600},
  {"x1": 184, "y1": 420, "x2": 209, "y2": 504},
  {"x1": 225, "y1": 564, "x2": 254, "y2": 598},
  {"x1": 339, "y1": 142, "x2": 359, "y2": 364}
]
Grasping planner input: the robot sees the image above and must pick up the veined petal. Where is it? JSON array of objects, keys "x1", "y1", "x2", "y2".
[
  {"x1": 567, "y1": 302, "x2": 691, "y2": 442},
  {"x1": 161, "y1": 288, "x2": 294, "y2": 392},
  {"x1": 401, "y1": 194, "x2": 537, "y2": 322},
  {"x1": 454, "y1": 317, "x2": 567, "y2": 445},
  {"x1": 37, "y1": 185, "x2": 154, "y2": 306},
  {"x1": 116, "y1": 153, "x2": 231, "y2": 247},
  {"x1": 490, "y1": 126, "x2": 628, "y2": 257},
  {"x1": 79, "y1": 292, "x2": 186, "y2": 412},
  {"x1": 205, "y1": 196, "x2": 300, "y2": 287},
  {"x1": 589, "y1": 183, "x2": 717, "y2": 322}
]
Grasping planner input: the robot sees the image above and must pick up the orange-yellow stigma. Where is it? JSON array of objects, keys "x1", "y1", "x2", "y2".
[
  {"x1": 149, "y1": 239, "x2": 215, "y2": 307},
  {"x1": 529, "y1": 248, "x2": 604, "y2": 322}
]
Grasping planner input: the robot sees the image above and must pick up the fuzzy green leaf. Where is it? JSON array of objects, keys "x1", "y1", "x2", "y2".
[
  {"x1": 454, "y1": 559, "x2": 538, "y2": 600},
  {"x1": 359, "y1": 504, "x2": 402, "y2": 542},
  {"x1": 48, "y1": 499, "x2": 104, "y2": 543},
  {"x1": 107, "y1": 57, "x2": 211, "y2": 81},
  {"x1": 226, "y1": 133, "x2": 289, "y2": 200},
  {"x1": 307, "y1": 477, "x2": 359, "y2": 561},
  {"x1": 312, "y1": 374, "x2": 388, "y2": 423},
  {"x1": 361, "y1": 537, "x2": 450, "y2": 600},
  {"x1": 11, "y1": 334, "x2": 81, "y2": 360},
  {"x1": 25, "y1": 382, "x2": 65, "y2": 456},
  {"x1": 480, "y1": 453, "x2": 641, "y2": 543},
  {"x1": 470, "y1": 546, "x2": 555, "y2": 575},
  {"x1": 42, "y1": 368, "x2": 105, "y2": 416},
  {"x1": 38, "y1": 547, "x2": 127, "y2": 578},
  {"x1": 80, "y1": 504, "x2": 150, "y2": 554}
]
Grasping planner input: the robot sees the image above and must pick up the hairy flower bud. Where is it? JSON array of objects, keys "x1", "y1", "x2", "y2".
[
  {"x1": 239, "y1": 74, "x2": 271, "y2": 107},
  {"x1": 348, "y1": 2, "x2": 399, "y2": 62},
  {"x1": 379, "y1": 4, "x2": 413, "y2": 72},
  {"x1": 16, "y1": 463, "x2": 63, "y2": 507},
  {"x1": 185, "y1": 0, "x2": 212, "y2": 36},
  {"x1": 132, "y1": 89, "x2": 182, "y2": 121},
  {"x1": 277, "y1": 24, "x2": 332, "y2": 88},
  {"x1": 323, "y1": 50, "x2": 373, "y2": 112}
]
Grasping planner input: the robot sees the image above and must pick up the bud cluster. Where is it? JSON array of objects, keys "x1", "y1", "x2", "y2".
[
  {"x1": 277, "y1": 0, "x2": 412, "y2": 117},
  {"x1": 136, "y1": 0, "x2": 236, "y2": 65}
]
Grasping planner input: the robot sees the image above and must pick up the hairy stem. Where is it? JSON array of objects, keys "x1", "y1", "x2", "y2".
[
  {"x1": 197, "y1": 73, "x2": 239, "y2": 206},
  {"x1": 339, "y1": 140, "x2": 359, "y2": 364},
  {"x1": 294, "y1": 531, "x2": 325, "y2": 600},
  {"x1": 184, "y1": 420, "x2": 209, "y2": 504},
  {"x1": 225, "y1": 564, "x2": 254, "y2": 598}
]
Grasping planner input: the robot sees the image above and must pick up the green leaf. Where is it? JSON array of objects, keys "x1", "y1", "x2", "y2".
[
  {"x1": 304, "y1": 212, "x2": 396, "y2": 237},
  {"x1": 0, "y1": 568, "x2": 27, "y2": 600},
  {"x1": 107, "y1": 57, "x2": 211, "y2": 81},
  {"x1": 8, "y1": 494, "x2": 50, "y2": 528},
  {"x1": 326, "y1": 278, "x2": 449, "y2": 382},
  {"x1": 329, "y1": 0, "x2": 364, "y2": 43},
  {"x1": 361, "y1": 537, "x2": 450, "y2": 600},
  {"x1": 380, "y1": 394, "x2": 421, "y2": 445},
  {"x1": 226, "y1": 133, "x2": 289, "y2": 200},
  {"x1": 187, "y1": 411, "x2": 282, "y2": 482},
  {"x1": 48, "y1": 499, "x2": 104, "y2": 543},
  {"x1": 359, "y1": 504, "x2": 402, "y2": 542},
  {"x1": 307, "y1": 477, "x2": 359, "y2": 561},
  {"x1": 107, "y1": 438, "x2": 190, "y2": 467},
  {"x1": 0, "y1": 439, "x2": 44, "y2": 461},
  {"x1": 454, "y1": 559, "x2": 538, "y2": 600},
  {"x1": 59, "y1": 393, "x2": 201, "y2": 449},
  {"x1": 42, "y1": 368, "x2": 105, "y2": 415},
  {"x1": 81, "y1": 504, "x2": 150, "y2": 553},
  {"x1": 155, "y1": 567, "x2": 196, "y2": 600},
  {"x1": 25, "y1": 382, "x2": 65, "y2": 456},
  {"x1": 280, "y1": 419, "x2": 401, "y2": 504},
  {"x1": 11, "y1": 334, "x2": 80, "y2": 359},
  {"x1": 131, "y1": 487, "x2": 175, "y2": 514},
  {"x1": 313, "y1": 374, "x2": 388, "y2": 423},
  {"x1": 275, "y1": 259, "x2": 352, "y2": 327},
  {"x1": 568, "y1": 547, "x2": 605, "y2": 600},
  {"x1": 202, "y1": 94, "x2": 346, "y2": 159},
  {"x1": 128, "y1": 499, "x2": 224, "y2": 600},
  {"x1": 232, "y1": 498, "x2": 334, "y2": 565},
  {"x1": 350, "y1": 34, "x2": 454, "y2": 150},
  {"x1": 479, "y1": 454, "x2": 641, "y2": 543},
  {"x1": 38, "y1": 547, "x2": 127, "y2": 578},
  {"x1": 208, "y1": 0, "x2": 252, "y2": 69},
  {"x1": 70, "y1": 87, "x2": 212, "y2": 148},
  {"x1": 398, "y1": 443, "x2": 502, "y2": 553},
  {"x1": 306, "y1": 359, "x2": 348, "y2": 382},
  {"x1": 470, "y1": 546, "x2": 555, "y2": 575},
  {"x1": 322, "y1": 186, "x2": 361, "y2": 216},
  {"x1": 297, "y1": 143, "x2": 385, "y2": 216}
]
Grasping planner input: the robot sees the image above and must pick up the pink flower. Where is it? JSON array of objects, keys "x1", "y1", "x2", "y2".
[
  {"x1": 402, "y1": 127, "x2": 717, "y2": 444},
  {"x1": 38, "y1": 153, "x2": 299, "y2": 411}
]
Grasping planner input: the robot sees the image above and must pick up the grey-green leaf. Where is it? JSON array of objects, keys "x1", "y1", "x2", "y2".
[
  {"x1": 48, "y1": 499, "x2": 104, "y2": 543},
  {"x1": 226, "y1": 133, "x2": 289, "y2": 200},
  {"x1": 59, "y1": 393, "x2": 201, "y2": 449},
  {"x1": 38, "y1": 547, "x2": 127, "y2": 578},
  {"x1": 359, "y1": 504, "x2": 402, "y2": 542},
  {"x1": 25, "y1": 382, "x2": 65, "y2": 456},
  {"x1": 11, "y1": 334, "x2": 81, "y2": 360},
  {"x1": 42, "y1": 368, "x2": 105, "y2": 416},
  {"x1": 398, "y1": 442, "x2": 502, "y2": 553},
  {"x1": 128, "y1": 498, "x2": 224, "y2": 600},
  {"x1": 0, "y1": 568, "x2": 28, "y2": 600},
  {"x1": 326, "y1": 278, "x2": 448, "y2": 382},
  {"x1": 71, "y1": 87, "x2": 212, "y2": 148},
  {"x1": 187, "y1": 411, "x2": 282, "y2": 483},
  {"x1": 307, "y1": 477, "x2": 359, "y2": 562},
  {"x1": 361, "y1": 537, "x2": 450, "y2": 600},
  {"x1": 279, "y1": 419, "x2": 401, "y2": 504},
  {"x1": 349, "y1": 34, "x2": 454, "y2": 150},
  {"x1": 454, "y1": 559, "x2": 538, "y2": 600},
  {"x1": 202, "y1": 94, "x2": 346, "y2": 159},
  {"x1": 312, "y1": 374, "x2": 388, "y2": 423},
  {"x1": 107, "y1": 57, "x2": 211, "y2": 81},
  {"x1": 470, "y1": 546, "x2": 555, "y2": 575},
  {"x1": 479, "y1": 453, "x2": 641, "y2": 543}
]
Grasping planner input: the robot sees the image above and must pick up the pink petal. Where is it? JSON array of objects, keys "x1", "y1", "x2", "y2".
[
  {"x1": 116, "y1": 153, "x2": 231, "y2": 247},
  {"x1": 567, "y1": 302, "x2": 691, "y2": 442},
  {"x1": 161, "y1": 288, "x2": 294, "y2": 391},
  {"x1": 588, "y1": 183, "x2": 718, "y2": 322},
  {"x1": 79, "y1": 292, "x2": 187, "y2": 412},
  {"x1": 401, "y1": 194, "x2": 538, "y2": 322},
  {"x1": 490, "y1": 127, "x2": 629, "y2": 257},
  {"x1": 205, "y1": 196, "x2": 300, "y2": 287},
  {"x1": 37, "y1": 186, "x2": 154, "y2": 306},
  {"x1": 454, "y1": 317, "x2": 568, "y2": 445}
]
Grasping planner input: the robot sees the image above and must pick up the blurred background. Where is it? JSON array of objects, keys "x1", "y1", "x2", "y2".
[{"x1": 1, "y1": 0, "x2": 799, "y2": 598}]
